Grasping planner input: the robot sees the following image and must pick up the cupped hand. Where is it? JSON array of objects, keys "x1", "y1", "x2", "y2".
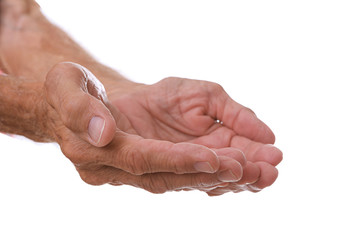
[
  {"x1": 107, "y1": 77, "x2": 283, "y2": 195},
  {"x1": 0, "y1": 0, "x2": 282, "y2": 195},
  {"x1": 44, "y1": 62, "x2": 259, "y2": 194}
]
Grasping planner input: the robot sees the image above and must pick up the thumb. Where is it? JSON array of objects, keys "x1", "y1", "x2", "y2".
[{"x1": 45, "y1": 62, "x2": 116, "y2": 147}]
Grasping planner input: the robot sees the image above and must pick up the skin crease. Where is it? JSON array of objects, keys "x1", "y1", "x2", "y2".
[{"x1": 0, "y1": 0, "x2": 282, "y2": 195}]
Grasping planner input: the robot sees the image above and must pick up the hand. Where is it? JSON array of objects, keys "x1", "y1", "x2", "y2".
[
  {"x1": 43, "y1": 62, "x2": 260, "y2": 194},
  {"x1": 106, "y1": 77, "x2": 283, "y2": 195},
  {"x1": 0, "y1": 0, "x2": 282, "y2": 195}
]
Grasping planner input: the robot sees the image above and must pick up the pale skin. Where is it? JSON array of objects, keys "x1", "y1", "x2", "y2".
[{"x1": 0, "y1": 0, "x2": 282, "y2": 195}]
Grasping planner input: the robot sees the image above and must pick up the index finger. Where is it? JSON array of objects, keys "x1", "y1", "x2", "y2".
[
  {"x1": 208, "y1": 83, "x2": 275, "y2": 144},
  {"x1": 110, "y1": 134, "x2": 221, "y2": 175}
]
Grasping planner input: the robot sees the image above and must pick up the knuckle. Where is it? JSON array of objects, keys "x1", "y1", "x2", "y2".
[
  {"x1": 221, "y1": 128, "x2": 236, "y2": 146},
  {"x1": 244, "y1": 107, "x2": 256, "y2": 115},
  {"x1": 159, "y1": 77, "x2": 187, "y2": 88},
  {"x1": 54, "y1": 61, "x2": 76, "y2": 69},
  {"x1": 51, "y1": 62, "x2": 80, "y2": 76},
  {"x1": 45, "y1": 62, "x2": 84, "y2": 108},
  {"x1": 208, "y1": 82, "x2": 224, "y2": 94},
  {"x1": 119, "y1": 144, "x2": 150, "y2": 175},
  {"x1": 160, "y1": 77, "x2": 176, "y2": 83},
  {"x1": 46, "y1": 62, "x2": 76, "y2": 85}
]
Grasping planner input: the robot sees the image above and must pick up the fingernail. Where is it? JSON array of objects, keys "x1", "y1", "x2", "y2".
[
  {"x1": 88, "y1": 116, "x2": 105, "y2": 144},
  {"x1": 194, "y1": 162, "x2": 214, "y2": 173},
  {"x1": 218, "y1": 170, "x2": 239, "y2": 182}
]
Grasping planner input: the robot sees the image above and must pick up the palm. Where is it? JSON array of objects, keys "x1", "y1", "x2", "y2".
[
  {"x1": 109, "y1": 78, "x2": 233, "y2": 146},
  {"x1": 108, "y1": 77, "x2": 276, "y2": 152},
  {"x1": 108, "y1": 77, "x2": 283, "y2": 194}
]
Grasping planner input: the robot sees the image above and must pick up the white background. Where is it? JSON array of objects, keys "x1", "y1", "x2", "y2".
[{"x1": 1, "y1": 0, "x2": 360, "y2": 239}]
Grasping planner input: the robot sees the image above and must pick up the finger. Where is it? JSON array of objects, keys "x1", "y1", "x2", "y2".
[
  {"x1": 76, "y1": 158, "x2": 242, "y2": 193},
  {"x1": 182, "y1": 182, "x2": 229, "y2": 192},
  {"x1": 207, "y1": 188, "x2": 230, "y2": 197},
  {"x1": 60, "y1": 130, "x2": 222, "y2": 175},
  {"x1": 200, "y1": 153, "x2": 279, "y2": 194},
  {"x1": 205, "y1": 183, "x2": 256, "y2": 195},
  {"x1": 204, "y1": 161, "x2": 260, "y2": 194},
  {"x1": 216, "y1": 156, "x2": 243, "y2": 182},
  {"x1": 206, "y1": 184, "x2": 240, "y2": 196},
  {"x1": 213, "y1": 148, "x2": 246, "y2": 166},
  {"x1": 70, "y1": 132, "x2": 246, "y2": 177},
  {"x1": 248, "y1": 162, "x2": 279, "y2": 190},
  {"x1": 189, "y1": 127, "x2": 283, "y2": 166},
  {"x1": 87, "y1": 133, "x2": 221, "y2": 175},
  {"x1": 237, "y1": 161, "x2": 260, "y2": 185},
  {"x1": 45, "y1": 62, "x2": 116, "y2": 147},
  {"x1": 206, "y1": 82, "x2": 275, "y2": 144},
  {"x1": 221, "y1": 158, "x2": 278, "y2": 192},
  {"x1": 230, "y1": 135, "x2": 283, "y2": 166},
  {"x1": 212, "y1": 148, "x2": 247, "y2": 182}
]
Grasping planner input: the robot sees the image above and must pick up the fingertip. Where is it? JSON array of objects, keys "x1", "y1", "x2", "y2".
[
  {"x1": 255, "y1": 115, "x2": 276, "y2": 145},
  {"x1": 207, "y1": 148, "x2": 221, "y2": 172},
  {"x1": 206, "y1": 189, "x2": 228, "y2": 197},
  {"x1": 213, "y1": 148, "x2": 247, "y2": 166},
  {"x1": 96, "y1": 119, "x2": 117, "y2": 147},
  {"x1": 254, "y1": 144, "x2": 283, "y2": 166},
  {"x1": 231, "y1": 107, "x2": 276, "y2": 144},
  {"x1": 192, "y1": 146, "x2": 220, "y2": 173},
  {"x1": 264, "y1": 126, "x2": 276, "y2": 144},
  {"x1": 217, "y1": 156, "x2": 243, "y2": 182},
  {"x1": 250, "y1": 162, "x2": 279, "y2": 190},
  {"x1": 230, "y1": 161, "x2": 244, "y2": 181},
  {"x1": 238, "y1": 161, "x2": 260, "y2": 185}
]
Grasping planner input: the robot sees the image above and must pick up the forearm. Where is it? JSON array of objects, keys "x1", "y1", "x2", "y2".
[
  {"x1": 0, "y1": 74, "x2": 54, "y2": 142},
  {"x1": 0, "y1": 12, "x2": 138, "y2": 92}
]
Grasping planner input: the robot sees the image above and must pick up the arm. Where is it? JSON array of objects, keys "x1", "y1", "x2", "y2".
[
  {"x1": 0, "y1": 63, "x2": 250, "y2": 194},
  {"x1": 0, "y1": 74, "x2": 52, "y2": 141},
  {"x1": 0, "y1": 0, "x2": 135, "y2": 92},
  {"x1": 0, "y1": 0, "x2": 281, "y2": 195}
]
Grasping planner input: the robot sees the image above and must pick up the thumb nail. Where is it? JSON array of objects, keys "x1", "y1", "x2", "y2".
[{"x1": 88, "y1": 116, "x2": 105, "y2": 144}]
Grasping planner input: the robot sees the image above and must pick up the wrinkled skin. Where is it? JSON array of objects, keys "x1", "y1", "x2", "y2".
[
  {"x1": 106, "y1": 77, "x2": 282, "y2": 194},
  {"x1": 0, "y1": 0, "x2": 282, "y2": 195}
]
